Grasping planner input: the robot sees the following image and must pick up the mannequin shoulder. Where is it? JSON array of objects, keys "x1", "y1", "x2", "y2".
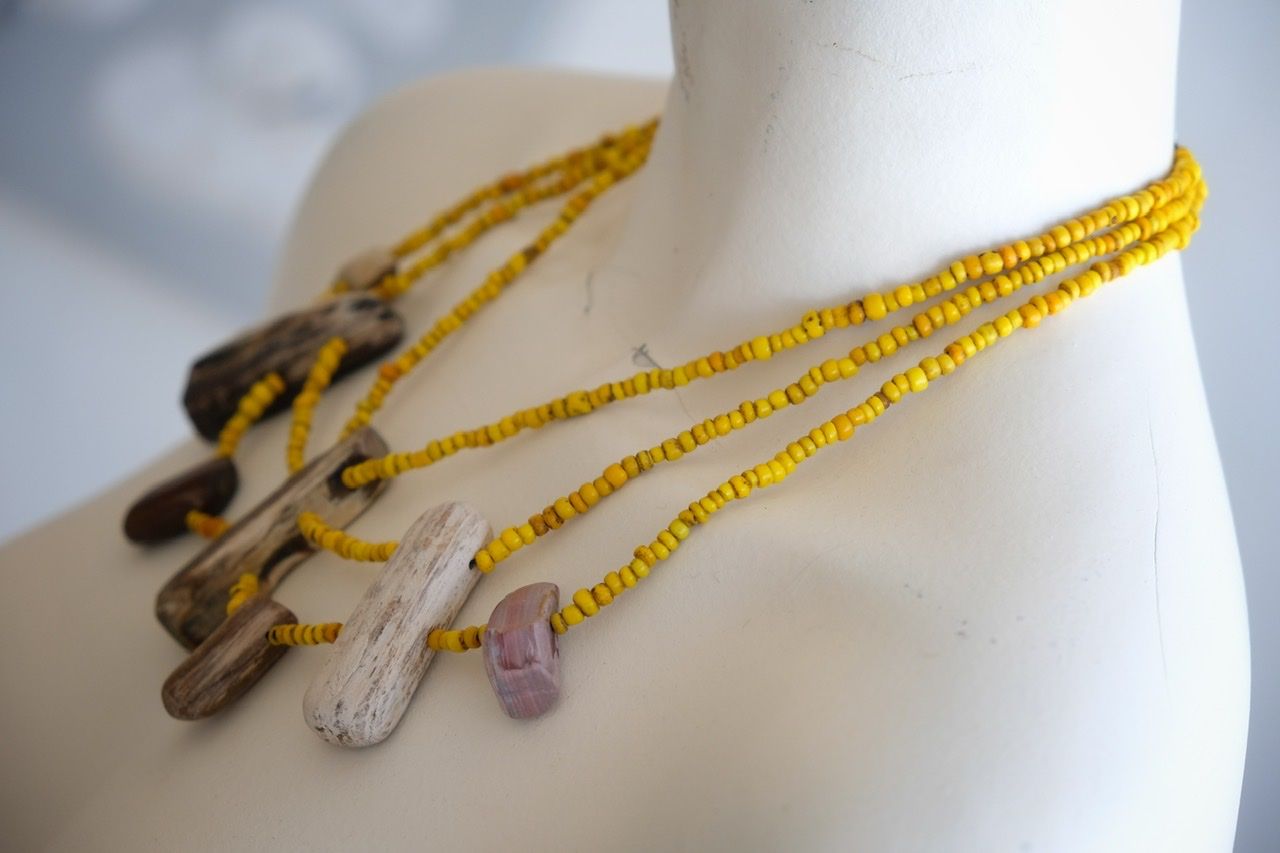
[{"x1": 270, "y1": 68, "x2": 667, "y2": 310}]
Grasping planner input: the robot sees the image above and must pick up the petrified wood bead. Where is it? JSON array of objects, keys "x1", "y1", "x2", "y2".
[
  {"x1": 123, "y1": 456, "x2": 238, "y2": 543},
  {"x1": 183, "y1": 294, "x2": 404, "y2": 440},
  {"x1": 161, "y1": 595, "x2": 297, "y2": 720},
  {"x1": 338, "y1": 247, "x2": 397, "y2": 292},
  {"x1": 303, "y1": 502, "x2": 490, "y2": 747},
  {"x1": 155, "y1": 427, "x2": 390, "y2": 650},
  {"x1": 483, "y1": 582, "x2": 562, "y2": 719}
]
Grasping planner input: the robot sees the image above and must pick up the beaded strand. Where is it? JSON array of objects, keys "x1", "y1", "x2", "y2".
[
  {"x1": 332, "y1": 120, "x2": 657, "y2": 301},
  {"x1": 337, "y1": 131, "x2": 655, "y2": 441},
  {"x1": 215, "y1": 372, "x2": 287, "y2": 458},
  {"x1": 182, "y1": 126, "x2": 660, "y2": 537},
  {"x1": 294, "y1": 150, "x2": 1202, "y2": 573},
  {"x1": 286, "y1": 337, "x2": 350, "y2": 473},
  {"x1": 185, "y1": 510, "x2": 230, "y2": 540},
  {"x1": 468, "y1": 176, "x2": 1205, "y2": 573},
  {"x1": 266, "y1": 150, "x2": 1206, "y2": 650},
  {"x1": 334, "y1": 147, "x2": 1202, "y2": 491},
  {"x1": 424, "y1": 170, "x2": 1206, "y2": 651}
]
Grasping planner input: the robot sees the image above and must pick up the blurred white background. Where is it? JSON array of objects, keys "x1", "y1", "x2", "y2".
[{"x1": 0, "y1": 0, "x2": 1274, "y2": 848}]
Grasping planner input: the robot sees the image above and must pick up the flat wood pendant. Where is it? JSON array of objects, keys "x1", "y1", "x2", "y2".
[
  {"x1": 155, "y1": 427, "x2": 390, "y2": 650},
  {"x1": 303, "y1": 502, "x2": 490, "y2": 747},
  {"x1": 124, "y1": 456, "x2": 238, "y2": 544},
  {"x1": 162, "y1": 594, "x2": 297, "y2": 720},
  {"x1": 183, "y1": 294, "x2": 404, "y2": 440},
  {"x1": 483, "y1": 582, "x2": 562, "y2": 719}
]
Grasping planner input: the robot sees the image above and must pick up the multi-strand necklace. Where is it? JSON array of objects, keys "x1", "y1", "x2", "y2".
[{"x1": 130, "y1": 119, "x2": 1206, "y2": 747}]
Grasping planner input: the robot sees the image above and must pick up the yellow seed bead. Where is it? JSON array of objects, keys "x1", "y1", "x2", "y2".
[
  {"x1": 604, "y1": 463, "x2": 628, "y2": 488},
  {"x1": 905, "y1": 366, "x2": 928, "y2": 392},
  {"x1": 750, "y1": 336, "x2": 772, "y2": 360},
  {"x1": 554, "y1": 497, "x2": 577, "y2": 521},
  {"x1": 864, "y1": 293, "x2": 888, "y2": 321},
  {"x1": 562, "y1": 605, "x2": 585, "y2": 626},
  {"x1": 573, "y1": 588, "x2": 599, "y2": 617}
]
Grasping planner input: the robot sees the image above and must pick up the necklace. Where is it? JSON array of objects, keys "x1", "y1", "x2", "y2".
[
  {"x1": 149, "y1": 124, "x2": 1204, "y2": 746},
  {"x1": 125, "y1": 121, "x2": 657, "y2": 543}
]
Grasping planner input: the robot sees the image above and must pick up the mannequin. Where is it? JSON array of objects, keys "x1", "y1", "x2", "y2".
[{"x1": 0, "y1": 0, "x2": 1248, "y2": 849}]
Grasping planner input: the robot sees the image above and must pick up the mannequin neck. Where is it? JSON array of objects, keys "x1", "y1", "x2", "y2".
[{"x1": 600, "y1": 0, "x2": 1182, "y2": 333}]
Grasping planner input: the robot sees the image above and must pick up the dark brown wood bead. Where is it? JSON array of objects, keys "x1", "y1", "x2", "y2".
[
  {"x1": 123, "y1": 456, "x2": 238, "y2": 544},
  {"x1": 161, "y1": 595, "x2": 297, "y2": 720},
  {"x1": 182, "y1": 294, "x2": 404, "y2": 440},
  {"x1": 155, "y1": 427, "x2": 390, "y2": 650}
]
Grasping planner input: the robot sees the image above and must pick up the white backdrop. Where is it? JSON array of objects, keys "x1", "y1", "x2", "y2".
[{"x1": 0, "y1": 1, "x2": 1274, "y2": 848}]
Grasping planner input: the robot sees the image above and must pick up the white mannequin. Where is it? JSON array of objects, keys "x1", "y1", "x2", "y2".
[{"x1": 0, "y1": 1, "x2": 1249, "y2": 849}]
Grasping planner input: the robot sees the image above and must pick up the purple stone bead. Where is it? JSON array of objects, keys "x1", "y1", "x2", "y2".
[{"x1": 483, "y1": 582, "x2": 561, "y2": 719}]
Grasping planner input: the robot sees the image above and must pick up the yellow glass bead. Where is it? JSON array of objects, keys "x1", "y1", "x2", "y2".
[
  {"x1": 750, "y1": 336, "x2": 772, "y2": 360},
  {"x1": 864, "y1": 293, "x2": 888, "y2": 321},
  {"x1": 905, "y1": 366, "x2": 928, "y2": 392},
  {"x1": 553, "y1": 497, "x2": 577, "y2": 521},
  {"x1": 573, "y1": 588, "x2": 599, "y2": 617},
  {"x1": 604, "y1": 463, "x2": 628, "y2": 488}
]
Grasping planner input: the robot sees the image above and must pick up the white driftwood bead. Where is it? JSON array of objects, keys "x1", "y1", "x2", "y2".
[
  {"x1": 338, "y1": 247, "x2": 397, "y2": 292},
  {"x1": 483, "y1": 582, "x2": 561, "y2": 719},
  {"x1": 302, "y1": 502, "x2": 490, "y2": 747}
]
